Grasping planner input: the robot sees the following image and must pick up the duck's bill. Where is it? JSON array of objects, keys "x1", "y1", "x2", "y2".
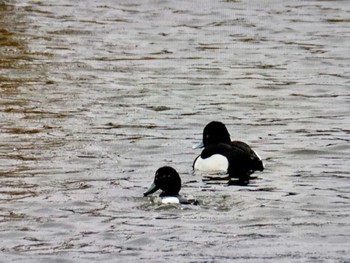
[
  {"x1": 192, "y1": 141, "x2": 204, "y2": 149},
  {"x1": 143, "y1": 182, "x2": 159, "y2": 196}
]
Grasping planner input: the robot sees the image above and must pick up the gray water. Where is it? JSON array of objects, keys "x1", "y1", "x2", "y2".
[{"x1": 1, "y1": 0, "x2": 350, "y2": 262}]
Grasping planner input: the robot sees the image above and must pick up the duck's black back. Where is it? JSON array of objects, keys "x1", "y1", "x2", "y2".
[{"x1": 201, "y1": 141, "x2": 264, "y2": 181}]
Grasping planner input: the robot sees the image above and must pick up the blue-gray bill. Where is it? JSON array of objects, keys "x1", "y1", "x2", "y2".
[
  {"x1": 192, "y1": 141, "x2": 204, "y2": 149},
  {"x1": 143, "y1": 182, "x2": 159, "y2": 196}
]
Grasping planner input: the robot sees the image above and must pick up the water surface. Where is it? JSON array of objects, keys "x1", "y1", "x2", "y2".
[{"x1": 1, "y1": 1, "x2": 350, "y2": 262}]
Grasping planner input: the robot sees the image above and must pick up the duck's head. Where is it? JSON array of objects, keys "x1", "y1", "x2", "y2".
[
  {"x1": 144, "y1": 166, "x2": 181, "y2": 197},
  {"x1": 193, "y1": 121, "x2": 231, "y2": 149}
]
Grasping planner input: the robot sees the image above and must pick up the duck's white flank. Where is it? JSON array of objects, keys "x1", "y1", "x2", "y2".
[
  {"x1": 194, "y1": 154, "x2": 229, "y2": 172},
  {"x1": 161, "y1": 197, "x2": 180, "y2": 204}
]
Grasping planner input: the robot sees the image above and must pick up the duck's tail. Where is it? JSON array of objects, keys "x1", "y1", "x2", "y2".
[
  {"x1": 252, "y1": 150, "x2": 264, "y2": 171},
  {"x1": 254, "y1": 159, "x2": 264, "y2": 171}
]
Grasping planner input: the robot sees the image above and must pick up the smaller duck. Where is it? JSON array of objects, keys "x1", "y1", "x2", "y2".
[
  {"x1": 193, "y1": 121, "x2": 264, "y2": 185},
  {"x1": 144, "y1": 166, "x2": 198, "y2": 205}
]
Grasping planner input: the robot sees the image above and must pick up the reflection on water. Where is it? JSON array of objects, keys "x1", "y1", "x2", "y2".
[
  {"x1": 1, "y1": 0, "x2": 350, "y2": 262},
  {"x1": 0, "y1": 2, "x2": 37, "y2": 195},
  {"x1": 0, "y1": 2, "x2": 64, "y2": 201},
  {"x1": 0, "y1": 3, "x2": 26, "y2": 91}
]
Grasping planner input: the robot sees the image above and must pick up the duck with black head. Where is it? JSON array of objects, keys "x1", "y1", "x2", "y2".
[
  {"x1": 193, "y1": 121, "x2": 264, "y2": 185},
  {"x1": 144, "y1": 166, "x2": 198, "y2": 205}
]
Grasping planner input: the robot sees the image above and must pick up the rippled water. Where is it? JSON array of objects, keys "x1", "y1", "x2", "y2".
[{"x1": 1, "y1": 0, "x2": 350, "y2": 262}]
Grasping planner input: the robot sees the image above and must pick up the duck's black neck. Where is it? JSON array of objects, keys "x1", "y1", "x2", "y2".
[{"x1": 159, "y1": 191, "x2": 180, "y2": 197}]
